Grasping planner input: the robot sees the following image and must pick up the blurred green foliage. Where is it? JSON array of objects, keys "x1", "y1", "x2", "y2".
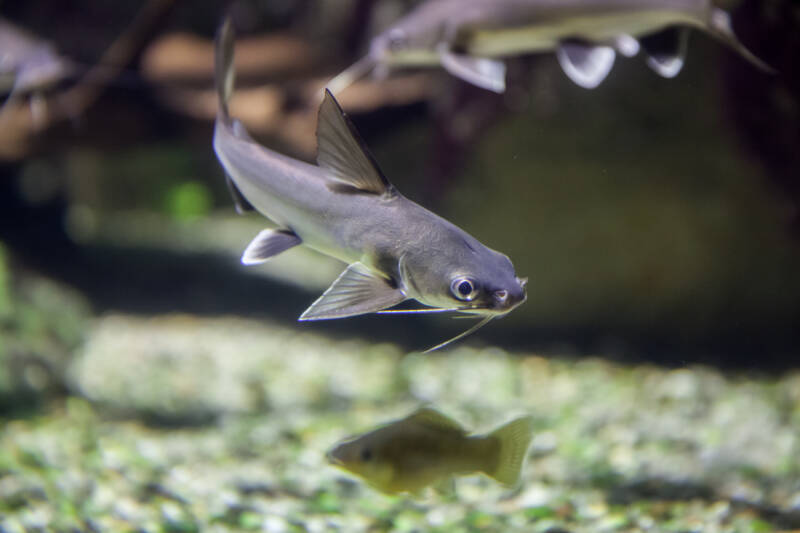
[
  {"x1": 164, "y1": 181, "x2": 213, "y2": 221},
  {"x1": 0, "y1": 244, "x2": 10, "y2": 317},
  {"x1": 1, "y1": 315, "x2": 798, "y2": 531},
  {"x1": 0, "y1": 243, "x2": 90, "y2": 413}
]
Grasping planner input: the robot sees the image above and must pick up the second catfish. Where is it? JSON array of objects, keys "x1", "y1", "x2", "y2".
[
  {"x1": 213, "y1": 20, "x2": 527, "y2": 350},
  {"x1": 328, "y1": 0, "x2": 773, "y2": 93}
]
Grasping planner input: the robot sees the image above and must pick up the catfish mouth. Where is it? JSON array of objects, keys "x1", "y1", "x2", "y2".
[
  {"x1": 462, "y1": 276, "x2": 528, "y2": 316},
  {"x1": 415, "y1": 277, "x2": 527, "y2": 352},
  {"x1": 462, "y1": 297, "x2": 526, "y2": 316}
]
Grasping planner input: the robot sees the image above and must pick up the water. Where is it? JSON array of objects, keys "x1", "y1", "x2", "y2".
[{"x1": 1, "y1": 1, "x2": 798, "y2": 530}]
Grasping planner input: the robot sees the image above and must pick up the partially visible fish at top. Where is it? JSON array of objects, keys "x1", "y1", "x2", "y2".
[
  {"x1": 213, "y1": 19, "x2": 527, "y2": 351},
  {"x1": 327, "y1": 0, "x2": 775, "y2": 94},
  {"x1": 0, "y1": 18, "x2": 73, "y2": 124},
  {"x1": 327, "y1": 407, "x2": 536, "y2": 495}
]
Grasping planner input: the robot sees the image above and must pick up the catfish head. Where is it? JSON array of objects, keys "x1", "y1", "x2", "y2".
[{"x1": 398, "y1": 229, "x2": 527, "y2": 316}]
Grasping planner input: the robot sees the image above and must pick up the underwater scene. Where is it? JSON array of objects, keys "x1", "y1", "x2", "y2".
[{"x1": 1, "y1": 0, "x2": 799, "y2": 531}]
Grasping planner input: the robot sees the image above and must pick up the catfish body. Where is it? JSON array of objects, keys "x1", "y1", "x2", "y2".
[
  {"x1": 327, "y1": 0, "x2": 773, "y2": 93},
  {"x1": 0, "y1": 18, "x2": 71, "y2": 96},
  {"x1": 328, "y1": 407, "x2": 535, "y2": 494},
  {"x1": 0, "y1": 18, "x2": 72, "y2": 124},
  {"x1": 213, "y1": 19, "x2": 526, "y2": 344}
]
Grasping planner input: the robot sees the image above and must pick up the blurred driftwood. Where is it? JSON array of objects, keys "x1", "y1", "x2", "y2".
[
  {"x1": 1, "y1": 11, "x2": 435, "y2": 162},
  {"x1": 150, "y1": 72, "x2": 435, "y2": 158},
  {"x1": 140, "y1": 27, "x2": 436, "y2": 158},
  {"x1": 141, "y1": 32, "x2": 322, "y2": 85}
]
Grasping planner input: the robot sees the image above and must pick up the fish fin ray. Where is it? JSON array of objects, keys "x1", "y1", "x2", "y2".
[
  {"x1": 405, "y1": 407, "x2": 466, "y2": 434},
  {"x1": 485, "y1": 416, "x2": 535, "y2": 487},
  {"x1": 706, "y1": 8, "x2": 775, "y2": 74},
  {"x1": 299, "y1": 262, "x2": 405, "y2": 320},
  {"x1": 437, "y1": 43, "x2": 506, "y2": 93},
  {"x1": 214, "y1": 17, "x2": 235, "y2": 119},
  {"x1": 225, "y1": 174, "x2": 255, "y2": 214},
  {"x1": 241, "y1": 228, "x2": 301, "y2": 265},
  {"x1": 640, "y1": 27, "x2": 689, "y2": 78},
  {"x1": 556, "y1": 41, "x2": 615, "y2": 89},
  {"x1": 317, "y1": 90, "x2": 393, "y2": 195}
]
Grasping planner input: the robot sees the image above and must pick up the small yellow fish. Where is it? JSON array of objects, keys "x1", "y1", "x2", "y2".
[{"x1": 327, "y1": 407, "x2": 535, "y2": 495}]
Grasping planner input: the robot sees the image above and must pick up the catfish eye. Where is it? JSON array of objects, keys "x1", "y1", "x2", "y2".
[
  {"x1": 450, "y1": 277, "x2": 478, "y2": 301},
  {"x1": 387, "y1": 29, "x2": 407, "y2": 51},
  {"x1": 360, "y1": 448, "x2": 372, "y2": 461}
]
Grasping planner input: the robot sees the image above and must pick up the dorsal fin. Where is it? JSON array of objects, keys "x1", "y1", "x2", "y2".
[
  {"x1": 316, "y1": 89, "x2": 393, "y2": 195},
  {"x1": 404, "y1": 407, "x2": 466, "y2": 434}
]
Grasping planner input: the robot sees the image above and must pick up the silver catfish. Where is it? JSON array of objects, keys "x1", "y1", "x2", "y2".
[
  {"x1": 0, "y1": 18, "x2": 73, "y2": 121},
  {"x1": 327, "y1": 0, "x2": 774, "y2": 94},
  {"x1": 213, "y1": 19, "x2": 527, "y2": 350}
]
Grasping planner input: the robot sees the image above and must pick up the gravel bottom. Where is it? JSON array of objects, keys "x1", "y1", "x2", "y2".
[{"x1": 1, "y1": 314, "x2": 798, "y2": 532}]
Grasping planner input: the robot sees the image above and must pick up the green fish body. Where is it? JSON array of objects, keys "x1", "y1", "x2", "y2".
[{"x1": 328, "y1": 407, "x2": 535, "y2": 494}]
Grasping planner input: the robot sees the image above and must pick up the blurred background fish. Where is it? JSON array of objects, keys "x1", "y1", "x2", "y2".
[
  {"x1": 328, "y1": 407, "x2": 535, "y2": 494},
  {"x1": 0, "y1": 18, "x2": 74, "y2": 125},
  {"x1": 327, "y1": 0, "x2": 774, "y2": 94}
]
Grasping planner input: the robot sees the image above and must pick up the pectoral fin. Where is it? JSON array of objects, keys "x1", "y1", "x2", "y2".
[
  {"x1": 241, "y1": 228, "x2": 301, "y2": 265},
  {"x1": 299, "y1": 262, "x2": 406, "y2": 320},
  {"x1": 437, "y1": 43, "x2": 506, "y2": 93},
  {"x1": 556, "y1": 41, "x2": 616, "y2": 89},
  {"x1": 316, "y1": 90, "x2": 394, "y2": 195},
  {"x1": 640, "y1": 27, "x2": 689, "y2": 78}
]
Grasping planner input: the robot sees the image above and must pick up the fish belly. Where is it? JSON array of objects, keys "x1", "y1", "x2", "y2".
[
  {"x1": 466, "y1": 10, "x2": 703, "y2": 57},
  {"x1": 216, "y1": 148, "x2": 364, "y2": 265}
]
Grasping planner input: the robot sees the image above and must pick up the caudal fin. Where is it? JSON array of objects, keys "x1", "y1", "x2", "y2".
[
  {"x1": 485, "y1": 416, "x2": 535, "y2": 487},
  {"x1": 707, "y1": 8, "x2": 775, "y2": 74},
  {"x1": 214, "y1": 17, "x2": 236, "y2": 119}
]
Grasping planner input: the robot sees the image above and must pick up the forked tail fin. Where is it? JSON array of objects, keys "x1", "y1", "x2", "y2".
[
  {"x1": 707, "y1": 7, "x2": 775, "y2": 74},
  {"x1": 215, "y1": 17, "x2": 236, "y2": 120},
  {"x1": 484, "y1": 415, "x2": 535, "y2": 487}
]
